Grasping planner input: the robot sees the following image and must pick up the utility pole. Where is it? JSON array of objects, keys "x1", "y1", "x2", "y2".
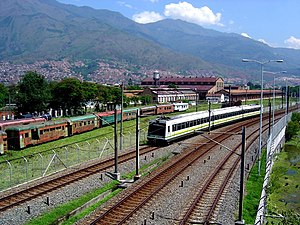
[
  {"x1": 134, "y1": 109, "x2": 141, "y2": 181},
  {"x1": 113, "y1": 107, "x2": 120, "y2": 180}
]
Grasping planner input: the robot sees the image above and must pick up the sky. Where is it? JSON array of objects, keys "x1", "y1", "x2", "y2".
[{"x1": 57, "y1": 0, "x2": 300, "y2": 49}]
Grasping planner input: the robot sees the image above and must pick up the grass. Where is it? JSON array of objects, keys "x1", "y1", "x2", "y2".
[
  {"x1": 266, "y1": 135, "x2": 300, "y2": 224},
  {"x1": 24, "y1": 180, "x2": 120, "y2": 225},
  {"x1": 242, "y1": 149, "x2": 267, "y2": 224}
]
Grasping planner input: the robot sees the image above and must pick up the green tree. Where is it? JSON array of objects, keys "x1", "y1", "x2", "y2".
[
  {"x1": 140, "y1": 95, "x2": 151, "y2": 105},
  {"x1": 82, "y1": 81, "x2": 98, "y2": 113},
  {"x1": 97, "y1": 85, "x2": 122, "y2": 110},
  {"x1": 51, "y1": 78, "x2": 83, "y2": 116},
  {"x1": 0, "y1": 84, "x2": 8, "y2": 108},
  {"x1": 130, "y1": 96, "x2": 140, "y2": 106},
  {"x1": 16, "y1": 71, "x2": 51, "y2": 114}
]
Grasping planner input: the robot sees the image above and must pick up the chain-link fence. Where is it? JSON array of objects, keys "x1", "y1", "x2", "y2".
[{"x1": 0, "y1": 129, "x2": 148, "y2": 191}]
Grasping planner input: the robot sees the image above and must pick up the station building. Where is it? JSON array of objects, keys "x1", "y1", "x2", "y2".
[
  {"x1": 140, "y1": 76, "x2": 224, "y2": 100},
  {"x1": 141, "y1": 87, "x2": 197, "y2": 104}
]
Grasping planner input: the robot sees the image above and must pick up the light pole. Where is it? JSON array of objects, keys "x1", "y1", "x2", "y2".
[
  {"x1": 242, "y1": 59, "x2": 283, "y2": 175},
  {"x1": 285, "y1": 78, "x2": 288, "y2": 123}
]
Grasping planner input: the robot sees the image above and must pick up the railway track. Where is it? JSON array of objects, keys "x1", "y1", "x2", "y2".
[
  {"x1": 82, "y1": 107, "x2": 297, "y2": 225},
  {"x1": 178, "y1": 122, "x2": 266, "y2": 224},
  {"x1": 0, "y1": 146, "x2": 158, "y2": 212},
  {"x1": 0, "y1": 106, "x2": 297, "y2": 222},
  {"x1": 82, "y1": 118, "x2": 262, "y2": 224}
]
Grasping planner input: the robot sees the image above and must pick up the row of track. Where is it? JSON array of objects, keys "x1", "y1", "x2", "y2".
[
  {"x1": 0, "y1": 146, "x2": 159, "y2": 212},
  {"x1": 83, "y1": 107, "x2": 295, "y2": 225}
]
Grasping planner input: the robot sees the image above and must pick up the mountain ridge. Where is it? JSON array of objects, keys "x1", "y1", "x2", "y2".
[{"x1": 0, "y1": 0, "x2": 299, "y2": 81}]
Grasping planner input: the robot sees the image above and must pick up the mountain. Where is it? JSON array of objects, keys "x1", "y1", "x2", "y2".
[
  {"x1": 1, "y1": 0, "x2": 300, "y2": 81},
  {"x1": 141, "y1": 19, "x2": 300, "y2": 75},
  {"x1": 0, "y1": 0, "x2": 211, "y2": 72}
]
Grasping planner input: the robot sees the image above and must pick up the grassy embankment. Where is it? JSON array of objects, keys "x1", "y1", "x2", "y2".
[{"x1": 242, "y1": 112, "x2": 300, "y2": 224}]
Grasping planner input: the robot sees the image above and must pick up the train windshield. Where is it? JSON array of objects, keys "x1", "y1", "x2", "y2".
[{"x1": 148, "y1": 123, "x2": 165, "y2": 137}]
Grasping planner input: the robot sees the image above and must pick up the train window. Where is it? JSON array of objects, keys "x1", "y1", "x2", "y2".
[
  {"x1": 197, "y1": 119, "x2": 200, "y2": 125},
  {"x1": 179, "y1": 123, "x2": 182, "y2": 129},
  {"x1": 31, "y1": 129, "x2": 39, "y2": 140},
  {"x1": 168, "y1": 126, "x2": 170, "y2": 132},
  {"x1": 172, "y1": 125, "x2": 176, "y2": 131},
  {"x1": 40, "y1": 130, "x2": 44, "y2": 135},
  {"x1": 25, "y1": 133, "x2": 29, "y2": 138}
]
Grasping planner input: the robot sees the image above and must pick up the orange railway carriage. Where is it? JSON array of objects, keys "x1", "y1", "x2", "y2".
[
  {"x1": 5, "y1": 120, "x2": 68, "y2": 149},
  {"x1": 66, "y1": 114, "x2": 99, "y2": 136}
]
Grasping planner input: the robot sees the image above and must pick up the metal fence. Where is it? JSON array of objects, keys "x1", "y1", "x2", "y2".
[
  {"x1": 254, "y1": 113, "x2": 292, "y2": 225},
  {"x1": 0, "y1": 129, "x2": 148, "y2": 191}
]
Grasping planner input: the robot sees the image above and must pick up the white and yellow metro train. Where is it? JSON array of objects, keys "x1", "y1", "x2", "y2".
[{"x1": 147, "y1": 105, "x2": 261, "y2": 144}]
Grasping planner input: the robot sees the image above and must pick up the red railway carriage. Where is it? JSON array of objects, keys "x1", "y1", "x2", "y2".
[
  {"x1": 140, "y1": 106, "x2": 157, "y2": 116},
  {"x1": 5, "y1": 120, "x2": 68, "y2": 149},
  {"x1": 156, "y1": 104, "x2": 174, "y2": 114},
  {"x1": 66, "y1": 114, "x2": 99, "y2": 136},
  {"x1": 0, "y1": 118, "x2": 46, "y2": 131},
  {"x1": 0, "y1": 131, "x2": 7, "y2": 154}
]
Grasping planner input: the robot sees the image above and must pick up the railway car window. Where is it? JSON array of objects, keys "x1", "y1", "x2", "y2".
[
  {"x1": 172, "y1": 125, "x2": 176, "y2": 131},
  {"x1": 25, "y1": 133, "x2": 29, "y2": 138},
  {"x1": 31, "y1": 129, "x2": 39, "y2": 140},
  {"x1": 168, "y1": 126, "x2": 170, "y2": 132}
]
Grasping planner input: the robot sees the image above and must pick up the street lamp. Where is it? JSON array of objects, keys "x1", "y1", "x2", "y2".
[{"x1": 242, "y1": 59, "x2": 283, "y2": 175}]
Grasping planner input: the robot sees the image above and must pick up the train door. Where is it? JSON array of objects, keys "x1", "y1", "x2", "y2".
[{"x1": 166, "y1": 122, "x2": 171, "y2": 139}]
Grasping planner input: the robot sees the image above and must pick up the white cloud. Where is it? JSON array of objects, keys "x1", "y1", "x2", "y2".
[
  {"x1": 284, "y1": 36, "x2": 300, "y2": 49},
  {"x1": 117, "y1": 1, "x2": 133, "y2": 9},
  {"x1": 241, "y1": 33, "x2": 251, "y2": 39},
  {"x1": 163, "y1": 2, "x2": 222, "y2": 26},
  {"x1": 132, "y1": 11, "x2": 164, "y2": 24}
]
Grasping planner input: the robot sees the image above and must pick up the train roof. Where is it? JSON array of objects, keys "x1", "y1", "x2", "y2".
[
  {"x1": 0, "y1": 117, "x2": 46, "y2": 127},
  {"x1": 151, "y1": 105, "x2": 260, "y2": 123},
  {"x1": 5, "y1": 120, "x2": 67, "y2": 131},
  {"x1": 66, "y1": 114, "x2": 96, "y2": 122}
]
